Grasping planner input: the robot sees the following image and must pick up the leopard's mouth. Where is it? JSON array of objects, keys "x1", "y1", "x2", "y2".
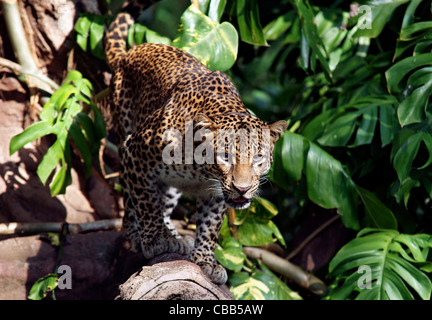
[{"x1": 225, "y1": 196, "x2": 252, "y2": 209}]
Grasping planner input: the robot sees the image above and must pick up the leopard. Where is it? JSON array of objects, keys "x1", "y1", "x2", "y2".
[{"x1": 105, "y1": 7, "x2": 287, "y2": 285}]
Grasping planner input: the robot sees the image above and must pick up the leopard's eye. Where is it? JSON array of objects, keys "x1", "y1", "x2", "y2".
[
  {"x1": 217, "y1": 152, "x2": 232, "y2": 165},
  {"x1": 252, "y1": 154, "x2": 266, "y2": 166}
]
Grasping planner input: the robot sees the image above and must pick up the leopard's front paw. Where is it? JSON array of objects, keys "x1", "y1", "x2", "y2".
[
  {"x1": 192, "y1": 250, "x2": 227, "y2": 284},
  {"x1": 141, "y1": 236, "x2": 193, "y2": 259},
  {"x1": 197, "y1": 261, "x2": 228, "y2": 285}
]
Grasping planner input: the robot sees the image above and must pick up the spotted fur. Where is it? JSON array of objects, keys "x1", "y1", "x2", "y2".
[{"x1": 106, "y1": 12, "x2": 287, "y2": 284}]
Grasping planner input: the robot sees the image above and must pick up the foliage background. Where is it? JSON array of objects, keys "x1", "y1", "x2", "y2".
[{"x1": 5, "y1": 0, "x2": 432, "y2": 299}]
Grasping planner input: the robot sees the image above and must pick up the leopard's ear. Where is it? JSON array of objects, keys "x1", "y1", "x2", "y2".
[
  {"x1": 268, "y1": 120, "x2": 287, "y2": 143},
  {"x1": 195, "y1": 113, "x2": 219, "y2": 130}
]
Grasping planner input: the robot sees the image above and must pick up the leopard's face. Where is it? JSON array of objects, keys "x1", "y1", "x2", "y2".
[{"x1": 195, "y1": 113, "x2": 287, "y2": 209}]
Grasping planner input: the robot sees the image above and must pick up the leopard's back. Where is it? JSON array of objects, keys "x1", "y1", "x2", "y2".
[{"x1": 106, "y1": 14, "x2": 214, "y2": 140}]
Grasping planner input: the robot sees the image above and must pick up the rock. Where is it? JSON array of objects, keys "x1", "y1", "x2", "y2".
[{"x1": 0, "y1": 231, "x2": 124, "y2": 299}]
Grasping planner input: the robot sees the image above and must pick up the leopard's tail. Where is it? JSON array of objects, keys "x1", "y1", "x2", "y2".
[
  {"x1": 105, "y1": 13, "x2": 134, "y2": 70},
  {"x1": 105, "y1": 1, "x2": 159, "y2": 70}
]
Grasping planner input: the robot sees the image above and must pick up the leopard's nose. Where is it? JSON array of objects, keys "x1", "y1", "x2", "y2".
[{"x1": 232, "y1": 183, "x2": 251, "y2": 195}]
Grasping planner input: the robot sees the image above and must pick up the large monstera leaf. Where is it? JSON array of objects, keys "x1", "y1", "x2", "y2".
[{"x1": 327, "y1": 229, "x2": 432, "y2": 300}]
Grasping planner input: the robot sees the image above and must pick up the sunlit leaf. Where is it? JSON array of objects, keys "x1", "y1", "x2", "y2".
[
  {"x1": 214, "y1": 237, "x2": 246, "y2": 272},
  {"x1": 234, "y1": 197, "x2": 285, "y2": 246},
  {"x1": 9, "y1": 70, "x2": 104, "y2": 196},
  {"x1": 74, "y1": 13, "x2": 108, "y2": 60},
  {"x1": 173, "y1": 5, "x2": 238, "y2": 71},
  {"x1": 9, "y1": 121, "x2": 56, "y2": 155},
  {"x1": 28, "y1": 274, "x2": 59, "y2": 300},
  {"x1": 230, "y1": 268, "x2": 302, "y2": 300}
]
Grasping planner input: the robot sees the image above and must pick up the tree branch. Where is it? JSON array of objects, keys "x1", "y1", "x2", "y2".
[
  {"x1": 227, "y1": 208, "x2": 238, "y2": 239},
  {"x1": 0, "y1": 57, "x2": 59, "y2": 91},
  {"x1": 243, "y1": 246, "x2": 328, "y2": 297},
  {"x1": 1, "y1": 0, "x2": 57, "y2": 93},
  {"x1": 0, "y1": 219, "x2": 122, "y2": 235},
  {"x1": 286, "y1": 214, "x2": 340, "y2": 260}
]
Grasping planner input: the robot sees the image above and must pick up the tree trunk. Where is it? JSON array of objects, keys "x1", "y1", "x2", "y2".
[{"x1": 118, "y1": 253, "x2": 233, "y2": 300}]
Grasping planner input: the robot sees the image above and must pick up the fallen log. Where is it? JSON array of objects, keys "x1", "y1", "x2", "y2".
[{"x1": 118, "y1": 253, "x2": 233, "y2": 300}]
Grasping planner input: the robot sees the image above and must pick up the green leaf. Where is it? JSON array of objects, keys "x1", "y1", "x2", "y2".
[
  {"x1": 305, "y1": 142, "x2": 359, "y2": 230},
  {"x1": 48, "y1": 155, "x2": 71, "y2": 196},
  {"x1": 36, "y1": 139, "x2": 65, "y2": 186},
  {"x1": 294, "y1": 0, "x2": 331, "y2": 79},
  {"x1": 317, "y1": 112, "x2": 359, "y2": 146},
  {"x1": 214, "y1": 237, "x2": 246, "y2": 272},
  {"x1": 353, "y1": 0, "x2": 410, "y2": 38},
  {"x1": 279, "y1": 131, "x2": 308, "y2": 182},
  {"x1": 328, "y1": 229, "x2": 432, "y2": 300},
  {"x1": 400, "y1": 21, "x2": 432, "y2": 41},
  {"x1": 385, "y1": 53, "x2": 432, "y2": 95},
  {"x1": 301, "y1": 109, "x2": 337, "y2": 141},
  {"x1": 273, "y1": 132, "x2": 360, "y2": 230},
  {"x1": 258, "y1": 262, "x2": 303, "y2": 300},
  {"x1": 253, "y1": 197, "x2": 279, "y2": 219},
  {"x1": 28, "y1": 273, "x2": 58, "y2": 300},
  {"x1": 90, "y1": 104, "x2": 107, "y2": 140},
  {"x1": 64, "y1": 70, "x2": 84, "y2": 82},
  {"x1": 229, "y1": 272, "x2": 268, "y2": 300},
  {"x1": 229, "y1": 269, "x2": 302, "y2": 300},
  {"x1": 234, "y1": 197, "x2": 285, "y2": 246},
  {"x1": 68, "y1": 121, "x2": 93, "y2": 178},
  {"x1": 89, "y1": 16, "x2": 105, "y2": 60},
  {"x1": 236, "y1": 0, "x2": 268, "y2": 46},
  {"x1": 401, "y1": 0, "x2": 423, "y2": 30},
  {"x1": 74, "y1": 14, "x2": 108, "y2": 60},
  {"x1": 237, "y1": 218, "x2": 279, "y2": 247},
  {"x1": 75, "y1": 112, "x2": 96, "y2": 145},
  {"x1": 10, "y1": 70, "x2": 103, "y2": 196},
  {"x1": 352, "y1": 107, "x2": 378, "y2": 146},
  {"x1": 74, "y1": 15, "x2": 91, "y2": 51},
  {"x1": 356, "y1": 186, "x2": 398, "y2": 229},
  {"x1": 128, "y1": 23, "x2": 171, "y2": 46},
  {"x1": 391, "y1": 130, "x2": 432, "y2": 183},
  {"x1": 9, "y1": 121, "x2": 55, "y2": 155},
  {"x1": 173, "y1": 5, "x2": 238, "y2": 71},
  {"x1": 208, "y1": 0, "x2": 226, "y2": 23},
  {"x1": 315, "y1": 96, "x2": 396, "y2": 148},
  {"x1": 263, "y1": 11, "x2": 296, "y2": 42},
  {"x1": 379, "y1": 104, "x2": 399, "y2": 147},
  {"x1": 392, "y1": 176, "x2": 421, "y2": 207},
  {"x1": 397, "y1": 76, "x2": 432, "y2": 126}
]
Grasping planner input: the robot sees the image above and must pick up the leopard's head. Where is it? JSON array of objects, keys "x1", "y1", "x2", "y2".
[{"x1": 194, "y1": 112, "x2": 287, "y2": 209}]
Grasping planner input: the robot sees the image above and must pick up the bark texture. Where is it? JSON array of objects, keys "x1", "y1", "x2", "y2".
[{"x1": 119, "y1": 255, "x2": 232, "y2": 300}]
